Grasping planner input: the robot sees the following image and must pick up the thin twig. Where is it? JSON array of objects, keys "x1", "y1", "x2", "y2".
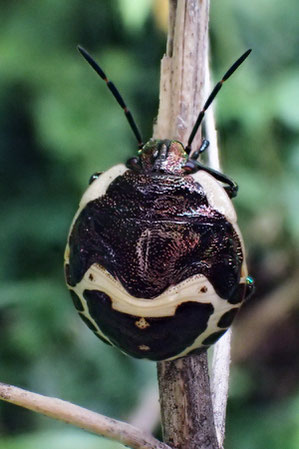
[
  {"x1": 210, "y1": 329, "x2": 232, "y2": 447},
  {"x1": 204, "y1": 41, "x2": 220, "y2": 172},
  {"x1": 155, "y1": 1, "x2": 234, "y2": 447},
  {"x1": 153, "y1": 0, "x2": 208, "y2": 149},
  {"x1": 204, "y1": 38, "x2": 232, "y2": 448},
  {"x1": 0, "y1": 383, "x2": 170, "y2": 449},
  {"x1": 154, "y1": 1, "x2": 221, "y2": 448},
  {"x1": 157, "y1": 355, "x2": 219, "y2": 449}
]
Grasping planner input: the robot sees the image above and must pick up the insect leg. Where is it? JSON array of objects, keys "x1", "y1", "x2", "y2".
[
  {"x1": 126, "y1": 157, "x2": 142, "y2": 172},
  {"x1": 190, "y1": 139, "x2": 210, "y2": 160},
  {"x1": 184, "y1": 160, "x2": 238, "y2": 198}
]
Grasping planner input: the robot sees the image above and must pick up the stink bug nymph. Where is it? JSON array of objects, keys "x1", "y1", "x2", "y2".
[{"x1": 64, "y1": 47, "x2": 255, "y2": 361}]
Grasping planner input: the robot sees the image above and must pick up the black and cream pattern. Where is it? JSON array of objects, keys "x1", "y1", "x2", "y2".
[
  {"x1": 65, "y1": 46, "x2": 254, "y2": 361},
  {"x1": 65, "y1": 155, "x2": 251, "y2": 360}
]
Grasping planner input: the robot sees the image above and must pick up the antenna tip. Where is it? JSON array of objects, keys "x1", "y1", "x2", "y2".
[
  {"x1": 77, "y1": 45, "x2": 85, "y2": 55},
  {"x1": 236, "y1": 48, "x2": 252, "y2": 67},
  {"x1": 77, "y1": 45, "x2": 93, "y2": 61}
]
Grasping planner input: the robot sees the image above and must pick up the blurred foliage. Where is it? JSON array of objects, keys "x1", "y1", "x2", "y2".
[
  {"x1": 0, "y1": 429, "x2": 125, "y2": 449},
  {"x1": 0, "y1": 0, "x2": 298, "y2": 448}
]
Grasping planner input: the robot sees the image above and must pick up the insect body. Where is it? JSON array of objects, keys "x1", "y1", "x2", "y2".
[{"x1": 64, "y1": 47, "x2": 254, "y2": 361}]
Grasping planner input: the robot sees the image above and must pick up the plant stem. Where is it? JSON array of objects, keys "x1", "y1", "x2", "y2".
[
  {"x1": 157, "y1": 355, "x2": 219, "y2": 449},
  {"x1": 154, "y1": 1, "x2": 227, "y2": 448},
  {"x1": 0, "y1": 382, "x2": 170, "y2": 449}
]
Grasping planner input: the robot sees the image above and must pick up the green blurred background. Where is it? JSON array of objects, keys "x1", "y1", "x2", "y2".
[{"x1": 0, "y1": 0, "x2": 298, "y2": 448}]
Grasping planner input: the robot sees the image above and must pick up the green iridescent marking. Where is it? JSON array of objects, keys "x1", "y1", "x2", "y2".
[{"x1": 246, "y1": 276, "x2": 254, "y2": 284}]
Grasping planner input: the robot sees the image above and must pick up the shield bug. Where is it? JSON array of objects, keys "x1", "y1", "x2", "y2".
[{"x1": 64, "y1": 47, "x2": 254, "y2": 361}]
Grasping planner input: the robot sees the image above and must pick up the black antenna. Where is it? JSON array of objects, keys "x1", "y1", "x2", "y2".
[
  {"x1": 78, "y1": 46, "x2": 144, "y2": 148},
  {"x1": 185, "y1": 49, "x2": 252, "y2": 154}
]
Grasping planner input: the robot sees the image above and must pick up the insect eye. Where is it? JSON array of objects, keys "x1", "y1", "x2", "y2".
[{"x1": 88, "y1": 172, "x2": 102, "y2": 185}]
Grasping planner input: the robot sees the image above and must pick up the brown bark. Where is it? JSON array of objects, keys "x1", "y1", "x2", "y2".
[
  {"x1": 153, "y1": 0, "x2": 209, "y2": 150},
  {"x1": 154, "y1": 2, "x2": 222, "y2": 448},
  {"x1": 157, "y1": 355, "x2": 219, "y2": 449}
]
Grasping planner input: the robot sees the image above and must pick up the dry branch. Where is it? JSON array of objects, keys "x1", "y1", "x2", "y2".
[
  {"x1": 154, "y1": 1, "x2": 230, "y2": 448},
  {"x1": 0, "y1": 383, "x2": 170, "y2": 449},
  {"x1": 157, "y1": 356, "x2": 219, "y2": 449},
  {"x1": 204, "y1": 41, "x2": 231, "y2": 446}
]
